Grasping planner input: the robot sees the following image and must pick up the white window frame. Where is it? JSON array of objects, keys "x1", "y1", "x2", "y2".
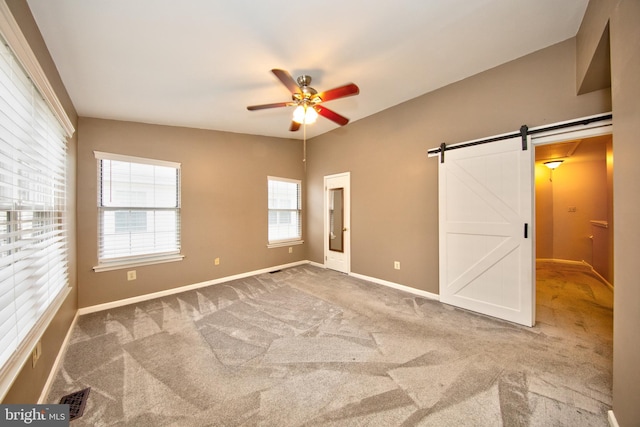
[
  {"x1": 0, "y1": 2, "x2": 74, "y2": 138},
  {"x1": 0, "y1": 1, "x2": 74, "y2": 400},
  {"x1": 267, "y1": 176, "x2": 303, "y2": 248},
  {"x1": 93, "y1": 152, "x2": 184, "y2": 272}
]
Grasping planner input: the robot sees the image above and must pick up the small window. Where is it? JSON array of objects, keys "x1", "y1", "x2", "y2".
[
  {"x1": 94, "y1": 152, "x2": 183, "y2": 271},
  {"x1": 268, "y1": 177, "x2": 302, "y2": 246}
]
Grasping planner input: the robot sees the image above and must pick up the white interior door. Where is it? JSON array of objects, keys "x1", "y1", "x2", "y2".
[
  {"x1": 324, "y1": 172, "x2": 350, "y2": 273},
  {"x1": 438, "y1": 136, "x2": 534, "y2": 326}
]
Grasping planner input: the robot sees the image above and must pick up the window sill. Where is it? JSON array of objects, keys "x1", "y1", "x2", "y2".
[
  {"x1": 93, "y1": 254, "x2": 185, "y2": 272},
  {"x1": 267, "y1": 240, "x2": 304, "y2": 249}
]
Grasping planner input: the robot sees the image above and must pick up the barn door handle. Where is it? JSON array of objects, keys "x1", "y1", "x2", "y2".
[{"x1": 524, "y1": 223, "x2": 529, "y2": 238}]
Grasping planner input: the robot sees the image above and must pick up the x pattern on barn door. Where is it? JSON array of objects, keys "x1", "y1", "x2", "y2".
[{"x1": 438, "y1": 136, "x2": 534, "y2": 326}]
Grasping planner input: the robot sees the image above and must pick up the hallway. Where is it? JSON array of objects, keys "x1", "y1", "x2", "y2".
[{"x1": 535, "y1": 259, "x2": 613, "y2": 418}]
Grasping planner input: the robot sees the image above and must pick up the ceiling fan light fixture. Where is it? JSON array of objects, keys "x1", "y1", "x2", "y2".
[
  {"x1": 293, "y1": 104, "x2": 318, "y2": 124},
  {"x1": 247, "y1": 69, "x2": 358, "y2": 131}
]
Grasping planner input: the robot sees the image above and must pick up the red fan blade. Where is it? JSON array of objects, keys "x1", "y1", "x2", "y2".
[
  {"x1": 316, "y1": 83, "x2": 359, "y2": 102},
  {"x1": 247, "y1": 102, "x2": 294, "y2": 111},
  {"x1": 314, "y1": 105, "x2": 350, "y2": 126},
  {"x1": 289, "y1": 121, "x2": 301, "y2": 132},
  {"x1": 272, "y1": 69, "x2": 301, "y2": 95}
]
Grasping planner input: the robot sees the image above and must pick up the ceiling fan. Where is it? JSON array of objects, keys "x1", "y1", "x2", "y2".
[{"x1": 247, "y1": 69, "x2": 359, "y2": 131}]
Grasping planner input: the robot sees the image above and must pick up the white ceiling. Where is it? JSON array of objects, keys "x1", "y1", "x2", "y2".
[{"x1": 26, "y1": 0, "x2": 589, "y2": 140}]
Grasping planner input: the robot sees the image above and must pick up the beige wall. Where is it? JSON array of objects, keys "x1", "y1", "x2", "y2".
[
  {"x1": 553, "y1": 141, "x2": 608, "y2": 265},
  {"x1": 606, "y1": 139, "x2": 613, "y2": 282},
  {"x1": 535, "y1": 138, "x2": 609, "y2": 266},
  {"x1": 534, "y1": 162, "x2": 553, "y2": 259},
  {"x1": 608, "y1": 1, "x2": 640, "y2": 425},
  {"x1": 576, "y1": 0, "x2": 614, "y2": 94},
  {"x1": 3, "y1": 0, "x2": 78, "y2": 404},
  {"x1": 307, "y1": 37, "x2": 611, "y2": 295},
  {"x1": 577, "y1": 1, "x2": 640, "y2": 423},
  {"x1": 76, "y1": 118, "x2": 306, "y2": 308}
]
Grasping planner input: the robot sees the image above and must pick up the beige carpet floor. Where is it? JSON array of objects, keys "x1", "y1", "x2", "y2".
[{"x1": 47, "y1": 261, "x2": 613, "y2": 426}]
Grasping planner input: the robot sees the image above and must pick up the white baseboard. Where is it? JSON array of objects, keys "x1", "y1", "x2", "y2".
[
  {"x1": 590, "y1": 268, "x2": 614, "y2": 291},
  {"x1": 78, "y1": 260, "x2": 311, "y2": 315},
  {"x1": 38, "y1": 310, "x2": 79, "y2": 403},
  {"x1": 79, "y1": 260, "x2": 439, "y2": 315},
  {"x1": 306, "y1": 262, "x2": 439, "y2": 301},
  {"x1": 608, "y1": 410, "x2": 619, "y2": 427},
  {"x1": 308, "y1": 261, "x2": 325, "y2": 269},
  {"x1": 349, "y1": 272, "x2": 440, "y2": 301},
  {"x1": 537, "y1": 258, "x2": 589, "y2": 266}
]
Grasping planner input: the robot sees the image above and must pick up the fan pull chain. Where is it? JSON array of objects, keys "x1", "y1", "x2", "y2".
[{"x1": 303, "y1": 121, "x2": 307, "y2": 171}]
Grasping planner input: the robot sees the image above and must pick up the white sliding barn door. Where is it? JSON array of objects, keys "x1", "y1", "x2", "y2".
[{"x1": 438, "y1": 136, "x2": 534, "y2": 326}]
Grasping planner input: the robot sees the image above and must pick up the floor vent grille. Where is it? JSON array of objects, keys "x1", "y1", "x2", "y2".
[{"x1": 59, "y1": 387, "x2": 90, "y2": 421}]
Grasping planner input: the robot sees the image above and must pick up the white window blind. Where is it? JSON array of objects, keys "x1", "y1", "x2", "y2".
[
  {"x1": 95, "y1": 152, "x2": 181, "y2": 269},
  {"x1": 268, "y1": 177, "x2": 302, "y2": 245},
  {"x1": 0, "y1": 34, "x2": 68, "y2": 375}
]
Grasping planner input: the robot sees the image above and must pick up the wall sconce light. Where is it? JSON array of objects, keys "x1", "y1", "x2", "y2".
[
  {"x1": 544, "y1": 160, "x2": 563, "y2": 170},
  {"x1": 292, "y1": 104, "x2": 318, "y2": 124}
]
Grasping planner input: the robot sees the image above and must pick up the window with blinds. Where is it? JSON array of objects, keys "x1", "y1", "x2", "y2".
[
  {"x1": 0, "y1": 35, "x2": 68, "y2": 375},
  {"x1": 267, "y1": 177, "x2": 302, "y2": 246},
  {"x1": 94, "y1": 152, "x2": 182, "y2": 270}
]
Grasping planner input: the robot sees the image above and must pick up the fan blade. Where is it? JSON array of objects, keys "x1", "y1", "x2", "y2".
[
  {"x1": 317, "y1": 83, "x2": 359, "y2": 102},
  {"x1": 272, "y1": 69, "x2": 301, "y2": 95},
  {"x1": 289, "y1": 121, "x2": 301, "y2": 132},
  {"x1": 247, "y1": 102, "x2": 293, "y2": 111},
  {"x1": 314, "y1": 105, "x2": 350, "y2": 126}
]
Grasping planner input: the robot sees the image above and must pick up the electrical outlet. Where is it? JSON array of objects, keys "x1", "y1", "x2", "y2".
[
  {"x1": 127, "y1": 270, "x2": 136, "y2": 281},
  {"x1": 214, "y1": 257, "x2": 220, "y2": 266},
  {"x1": 394, "y1": 261, "x2": 401, "y2": 270},
  {"x1": 568, "y1": 206, "x2": 577, "y2": 212},
  {"x1": 32, "y1": 341, "x2": 42, "y2": 368},
  {"x1": 288, "y1": 247, "x2": 293, "y2": 254}
]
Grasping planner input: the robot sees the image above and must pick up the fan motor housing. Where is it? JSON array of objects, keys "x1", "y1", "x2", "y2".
[
  {"x1": 296, "y1": 75, "x2": 312, "y2": 87},
  {"x1": 293, "y1": 76, "x2": 318, "y2": 103}
]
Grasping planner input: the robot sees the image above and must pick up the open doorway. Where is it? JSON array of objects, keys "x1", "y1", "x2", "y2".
[
  {"x1": 532, "y1": 134, "x2": 613, "y2": 394},
  {"x1": 534, "y1": 133, "x2": 613, "y2": 285}
]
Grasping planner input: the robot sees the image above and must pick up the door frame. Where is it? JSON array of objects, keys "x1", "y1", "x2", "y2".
[
  {"x1": 324, "y1": 172, "x2": 351, "y2": 273},
  {"x1": 529, "y1": 116, "x2": 612, "y2": 147},
  {"x1": 530, "y1": 117, "x2": 613, "y2": 263}
]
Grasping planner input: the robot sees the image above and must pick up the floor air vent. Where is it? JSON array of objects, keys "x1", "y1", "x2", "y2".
[{"x1": 59, "y1": 387, "x2": 90, "y2": 421}]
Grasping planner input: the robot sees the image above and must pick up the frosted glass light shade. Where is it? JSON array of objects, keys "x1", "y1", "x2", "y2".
[
  {"x1": 544, "y1": 160, "x2": 563, "y2": 170},
  {"x1": 293, "y1": 105, "x2": 318, "y2": 124}
]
